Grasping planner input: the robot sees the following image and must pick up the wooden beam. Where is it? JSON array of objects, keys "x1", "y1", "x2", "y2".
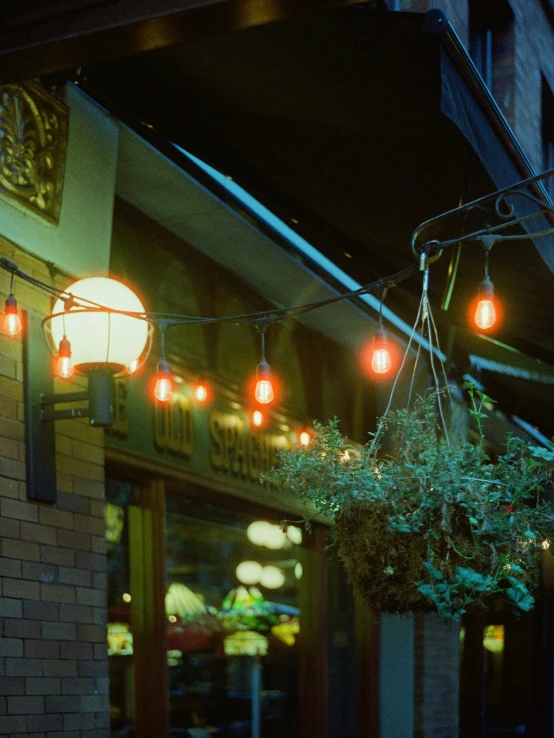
[{"x1": 0, "y1": 0, "x2": 364, "y2": 84}]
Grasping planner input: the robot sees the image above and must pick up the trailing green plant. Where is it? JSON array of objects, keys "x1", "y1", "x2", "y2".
[{"x1": 267, "y1": 385, "x2": 554, "y2": 620}]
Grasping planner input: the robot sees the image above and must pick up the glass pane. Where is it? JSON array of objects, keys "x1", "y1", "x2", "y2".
[
  {"x1": 106, "y1": 478, "x2": 135, "y2": 737},
  {"x1": 166, "y1": 494, "x2": 303, "y2": 738}
]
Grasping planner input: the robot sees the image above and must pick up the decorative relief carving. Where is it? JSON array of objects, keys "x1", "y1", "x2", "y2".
[{"x1": 0, "y1": 81, "x2": 69, "y2": 224}]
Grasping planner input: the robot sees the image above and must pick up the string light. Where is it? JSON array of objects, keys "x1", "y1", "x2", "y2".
[
  {"x1": 473, "y1": 277, "x2": 497, "y2": 331},
  {"x1": 299, "y1": 430, "x2": 311, "y2": 447},
  {"x1": 253, "y1": 323, "x2": 275, "y2": 405},
  {"x1": 369, "y1": 289, "x2": 392, "y2": 376},
  {"x1": 2, "y1": 158, "x2": 553, "y2": 424},
  {"x1": 56, "y1": 336, "x2": 74, "y2": 379},
  {"x1": 3, "y1": 292, "x2": 22, "y2": 337},
  {"x1": 472, "y1": 239, "x2": 499, "y2": 332},
  {"x1": 192, "y1": 379, "x2": 211, "y2": 405},
  {"x1": 251, "y1": 409, "x2": 265, "y2": 427},
  {"x1": 371, "y1": 327, "x2": 392, "y2": 375},
  {"x1": 154, "y1": 330, "x2": 173, "y2": 402}
]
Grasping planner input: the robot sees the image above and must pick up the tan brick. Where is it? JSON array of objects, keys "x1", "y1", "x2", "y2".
[
  {"x1": 77, "y1": 624, "x2": 106, "y2": 643},
  {"x1": 74, "y1": 513, "x2": 105, "y2": 536},
  {"x1": 0, "y1": 337, "x2": 23, "y2": 361},
  {"x1": 1, "y1": 497, "x2": 39, "y2": 522},
  {"x1": 24, "y1": 640, "x2": 60, "y2": 659},
  {"x1": 57, "y1": 529, "x2": 90, "y2": 551},
  {"x1": 0, "y1": 556, "x2": 21, "y2": 578},
  {"x1": 40, "y1": 544, "x2": 75, "y2": 567},
  {"x1": 54, "y1": 434, "x2": 72, "y2": 455},
  {"x1": 0, "y1": 598, "x2": 22, "y2": 618},
  {"x1": 91, "y1": 535, "x2": 107, "y2": 555},
  {"x1": 79, "y1": 694, "x2": 109, "y2": 712},
  {"x1": 56, "y1": 490, "x2": 89, "y2": 514},
  {"x1": 58, "y1": 566, "x2": 92, "y2": 587},
  {"x1": 0, "y1": 475, "x2": 19, "y2": 499},
  {"x1": 38, "y1": 505, "x2": 74, "y2": 529},
  {"x1": 43, "y1": 659, "x2": 77, "y2": 677},
  {"x1": 59, "y1": 603, "x2": 93, "y2": 624},
  {"x1": 25, "y1": 677, "x2": 61, "y2": 695},
  {"x1": 2, "y1": 538, "x2": 40, "y2": 562},
  {"x1": 4, "y1": 618, "x2": 41, "y2": 639},
  {"x1": 23, "y1": 600, "x2": 59, "y2": 621},
  {"x1": 45, "y1": 695, "x2": 79, "y2": 713},
  {"x1": 62, "y1": 676, "x2": 94, "y2": 695},
  {"x1": 27, "y1": 713, "x2": 64, "y2": 732},
  {"x1": 55, "y1": 453, "x2": 104, "y2": 482},
  {"x1": 60, "y1": 641, "x2": 93, "y2": 660},
  {"x1": 76, "y1": 587, "x2": 105, "y2": 607},
  {"x1": 0, "y1": 354, "x2": 17, "y2": 379},
  {"x1": 0, "y1": 516, "x2": 20, "y2": 538},
  {"x1": 0, "y1": 395, "x2": 17, "y2": 419},
  {"x1": 72, "y1": 439, "x2": 104, "y2": 466},
  {"x1": 0, "y1": 437, "x2": 19, "y2": 461},
  {"x1": 0, "y1": 639, "x2": 23, "y2": 657},
  {"x1": 0, "y1": 716, "x2": 26, "y2": 732},
  {"x1": 41, "y1": 583, "x2": 76, "y2": 604},
  {"x1": 42, "y1": 621, "x2": 76, "y2": 641},
  {"x1": 72, "y1": 477, "x2": 104, "y2": 500},
  {"x1": 3, "y1": 577, "x2": 40, "y2": 600},
  {"x1": 5, "y1": 658, "x2": 42, "y2": 677},
  {"x1": 0, "y1": 376, "x2": 23, "y2": 402},
  {"x1": 21, "y1": 521, "x2": 58, "y2": 546},
  {"x1": 0, "y1": 455, "x2": 25, "y2": 480},
  {"x1": 21, "y1": 561, "x2": 57, "y2": 582},
  {"x1": 0, "y1": 677, "x2": 24, "y2": 695},
  {"x1": 76, "y1": 551, "x2": 105, "y2": 572},
  {"x1": 56, "y1": 470, "x2": 74, "y2": 493}
]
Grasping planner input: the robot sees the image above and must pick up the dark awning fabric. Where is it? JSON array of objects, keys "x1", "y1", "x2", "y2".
[
  {"x1": 439, "y1": 43, "x2": 554, "y2": 273},
  {"x1": 82, "y1": 7, "x2": 554, "y2": 437}
]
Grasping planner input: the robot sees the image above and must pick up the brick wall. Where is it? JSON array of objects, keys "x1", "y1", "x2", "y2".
[
  {"x1": 413, "y1": 613, "x2": 461, "y2": 738},
  {"x1": 0, "y1": 238, "x2": 109, "y2": 737}
]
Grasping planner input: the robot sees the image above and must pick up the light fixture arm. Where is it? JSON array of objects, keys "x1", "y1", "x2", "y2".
[{"x1": 411, "y1": 166, "x2": 554, "y2": 261}]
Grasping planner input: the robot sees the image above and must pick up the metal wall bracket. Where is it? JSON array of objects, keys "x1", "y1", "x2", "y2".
[
  {"x1": 40, "y1": 392, "x2": 89, "y2": 421},
  {"x1": 24, "y1": 312, "x2": 57, "y2": 502}
]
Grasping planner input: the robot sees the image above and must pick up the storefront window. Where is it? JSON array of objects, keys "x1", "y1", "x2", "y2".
[
  {"x1": 166, "y1": 494, "x2": 303, "y2": 738},
  {"x1": 106, "y1": 478, "x2": 135, "y2": 737}
]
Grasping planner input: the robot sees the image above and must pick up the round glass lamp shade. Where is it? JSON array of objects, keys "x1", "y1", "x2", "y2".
[{"x1": 44, "y1": 277, "x2": 151, "y2": 375}]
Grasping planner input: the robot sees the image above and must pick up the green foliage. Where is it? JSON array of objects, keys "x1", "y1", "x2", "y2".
[{"x1": 267, "y1": 388, "x2": 554, "y2": 620}]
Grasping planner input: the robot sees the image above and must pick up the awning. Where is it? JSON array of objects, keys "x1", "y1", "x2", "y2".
[{"x1": 81, "y1": 7, "x2": 554, "y2": 438}]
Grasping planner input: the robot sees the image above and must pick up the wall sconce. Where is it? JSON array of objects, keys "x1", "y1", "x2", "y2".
[{"x1": 25, "y1": 277, "x2": 151, "y2": 503}]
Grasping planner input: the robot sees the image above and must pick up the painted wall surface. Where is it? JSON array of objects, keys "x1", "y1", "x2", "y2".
[{"x1": 0, "y1": 84, "x2": 118, "y2": 277}]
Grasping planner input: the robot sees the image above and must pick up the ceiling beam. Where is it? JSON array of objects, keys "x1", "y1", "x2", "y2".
[{"x1": 0, "y1": 0, "x2": 364, "y2": 84}]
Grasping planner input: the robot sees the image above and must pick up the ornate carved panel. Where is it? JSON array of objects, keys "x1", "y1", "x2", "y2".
[{"x1": 0, "y1": 81, "x2": 69, "y2": 224}]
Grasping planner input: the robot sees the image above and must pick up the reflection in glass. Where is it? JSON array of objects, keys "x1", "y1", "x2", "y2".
[
  {"x1": 166, "y1": 495, "x2": 302, "y2": 738},
  {"x1": 106, "y1": 479, "x2": 134, "y2": 737}
]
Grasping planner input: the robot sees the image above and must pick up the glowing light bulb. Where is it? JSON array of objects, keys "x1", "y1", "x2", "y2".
[
  {"x1": 154, "y1": 359, "x2": 173, "y2": 402},
  {"x1": 255, "y1": 379, "x2": 274, "y2": 404},
  {"x1": 128, "y1": 359, "x2": 139, "y2": 374},
  {"x1": 3, "y1": 294, "x2": 22, "y2": 337},
  {"x1": 473, "y1": 277, "x2": 497, "y2": 331},
  {"x1": 299, "y1": 431, "x2": 311, "y2": 447},
  {"x1": 56, "y1": 336, "x2": 74, "y2": 379},
  {"x1": 252, "y1": 409, "x2": 264, "y2": 427},
  {"x1": 371, "y1": 328, "x2": 392, "y2": 375},
  {"x1": 254, "y1": 360, "x2": 274, "y2": 404},
  {"x1": 193, "y1": 381, "x2": 210, "y2": 404}
]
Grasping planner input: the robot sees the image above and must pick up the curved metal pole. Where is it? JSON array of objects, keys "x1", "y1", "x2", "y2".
[{"x1": 411, "y1": 167, "x2": 554, "y2": 259}]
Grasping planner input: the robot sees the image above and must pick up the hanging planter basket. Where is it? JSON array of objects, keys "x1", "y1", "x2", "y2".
[{"x1": 268, "y1": 389, "x2": 554, "y2": 620}]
